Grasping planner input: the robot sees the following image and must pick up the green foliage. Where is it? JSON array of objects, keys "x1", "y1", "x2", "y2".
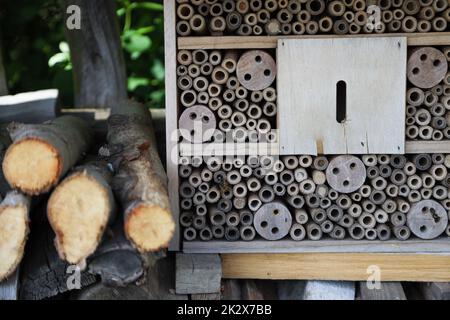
[{"x1": 1, "y1": 0, "x2": 165, "y2": 108}]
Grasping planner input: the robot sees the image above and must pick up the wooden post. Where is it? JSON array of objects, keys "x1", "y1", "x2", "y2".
[{"x1": 63, "y1": 0, "x2": 127, "y2": 111}]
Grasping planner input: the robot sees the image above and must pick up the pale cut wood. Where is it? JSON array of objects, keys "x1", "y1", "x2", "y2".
[
  {"x1": 359, "y1": 282, "x2": 406, "y2": 300},
  {"x1": 64, "y1": 0, "x2": 127, "y2": 111},
  {"x1": 405, "y1": 141, "x2": 450, "y2": 153},
  {"x1": 178, "y1": 33, "x2": 450, "y2": 50},
  {"x1": 303, "y1": 281, "x2": 355, "y2": 300},
  {"x1": 183, "y1": 239, "x2": 450, "y2": 254},
  {"x1": 0, "y1": 35, "x2": 7, "y2": 96},
  {"x1": 106, "y1": 100, "x2": 174, "y2": 253},
  {"x1": 3, "y1": 116, "x2": 93, "y2": 195},
  {"x1": 180, "y1": 141, "x2": 450, "y2": 156},
  {"x1": 175, "y1": 253, "x2": 222, "y2": 294},
  {"x1": 0, "y1": 270, "x2": 19, "y2": 300},
  {"x1": 47, "y1": 159, "x2": 115, "y2": 266},
  {"x1": 221, "y1": 253, "x2": 450, "y2": 281},
  {"x1": 278, "y1": 37, "x2": 406, "y2": 155},
  {"x1": 0, "y1": 191, "x2": 31, "y2": 281},
  {"x1": 164, "y1": 0, "x2": 180, "y2": 251},
  {"x1": 0, "y1": 89, "x2": 60, "y2": 124}
]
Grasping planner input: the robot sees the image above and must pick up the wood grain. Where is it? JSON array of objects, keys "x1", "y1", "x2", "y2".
[
  {"x1": 277, "y1": 37, "x2": 406, "y2": 155},
  {"x1": 221, "y1": 253, "x2": 450, "y2": 281},
  {"x1": 178, "y1": 33, "x2": 450, "y2": 50},
  {"x1": 183, "y1": 239, "x2": 450, "y2": 254},
  {"x1": 165, "y1": 0, "x2": 180, "y2": 251}
]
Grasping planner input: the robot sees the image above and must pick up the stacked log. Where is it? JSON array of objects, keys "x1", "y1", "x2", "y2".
[
  {"x1": 178, "y1": 49, "x2": 277, "y2": 143},
  {"x1": 180, "y1": 154, "x2": 450, "y2": 242},
  {"x1": 406, "y1": 46, "x2": 450, "y2": 141},
  {"x1": 176, "y1": 0, "x2": 450, "y2": 36}
]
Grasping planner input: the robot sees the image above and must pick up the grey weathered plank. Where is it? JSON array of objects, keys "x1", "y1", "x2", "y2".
[
  {"x1": 0, "y1": 270, "x2": 19, "y2": 300},
  {"x1": 0, "y1": 89, "x2": 60, "y2": 124},
  {"x1": 183, "y1": 239, "x2": 450, "y2": 254},
  {"x1": 191, "y1": 293, "x2": 221, "y2": 300},
  {"x1": 303, "y1": 281, "x2": 355, "y2": 300},
  {"x1": 420, "y1": 282, "x2": 450, "y2": 300},
  {"x1": 64, "y1": 0, "x2": 127, "y2": 111},
  {"x1": 175, "y1": 254, "x2": 222, "y2": 294},
  {"x1": 359, "y1": 282, "x2": 406, "y2": 300},
  {"x1": 221, "y1": 280, "x2": 242, "y2": 300}
]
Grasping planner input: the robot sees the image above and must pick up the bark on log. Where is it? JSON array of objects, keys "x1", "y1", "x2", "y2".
[
  {"x1": 0, "y1": 125, "x2": 11, "y2": 197},
  {"x1": 0, "y1": 191, "x2": 31, "y2": 281},
  {"x1": 105, "y1": 101, "x2": 174, "y2": 252},
  {"x1": 64, "y1": 0, "x2": 127, "y2": 111},
  {"x1": 2, "y1": 116, "x2": 93, "y2": 195},
  {"x1": 47, "y1": 159, "x2": 115, "y2": 267}
]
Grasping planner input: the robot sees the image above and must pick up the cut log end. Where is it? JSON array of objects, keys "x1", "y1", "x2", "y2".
[
  {"x1": 3, "y1": 138, "x2": 61, "y2": 195},
  {"x1": 125, "y1": 204, "x2": 175, "y2": 253},
  {"x1": 0, "y1": 204, "x2": 29, "y2": 281},
  {"x1": 47, "y1": 172, "x2": 111, "y2": 265}
]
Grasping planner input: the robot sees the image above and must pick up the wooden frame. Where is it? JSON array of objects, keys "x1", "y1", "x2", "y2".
[{"x1": 165, "y1": 0, "x2": 450, "y2": 280}]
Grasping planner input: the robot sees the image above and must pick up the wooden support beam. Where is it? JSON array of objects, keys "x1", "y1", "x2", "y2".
[
  {"x1": 175, "y1": 254, "x2": 222, "y2": 295},
  {"x1": 64, "y1": 0, "x2": 127, "y2": 110},
  {"x1": 359, "y1": 282, "x2": 407, "y2": 300},
  {"x1": 0, "y1": 89, "x2": 60, "y2": 124},
  {"x1": 178, "y1": 33, "x2": 450, "y2": 50},
  {"x1": 221, "y1": 254, "x2": 450, "y2": 282}
]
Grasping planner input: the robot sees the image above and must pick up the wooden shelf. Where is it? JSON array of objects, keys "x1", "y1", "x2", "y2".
[
  {"x1": 179, "y1": 141, "x2": 450, "y2": 156},
  {"x1": 184, "y1": 239, "x2": 450, "y2": 254},
  {"x1": 178, "y1": 32, "x2": 450, "y2": 50}
]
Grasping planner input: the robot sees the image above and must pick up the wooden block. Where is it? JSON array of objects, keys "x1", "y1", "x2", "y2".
[
  {"x1": 0, "y1": 270, "x2": 19, "y2": 300},
  {"x1": 221, "y1": 253, "x2": 450, "y2": 282},
  {"x1": 176, "y1": 254, "x2": 222, "y2": 294},
  {"x1": 221, "y1": 279, "x2": 242, "y2": 300},
  {"x1": 277, "y1": 281, "x2": 306, "y2": 300},
  {"x1": 278, "y1": 37, "x2": 406, "y2": 155},
  {"x1": 303, "y1": 281, "x2": 355, "y2": 300},
  {"x1": 0, "y1": 89, "x2": 60, "y2": 123},
  {"x1": 420, "y1": 282, "x2": 450, "y2": 300},
  {"x1": 405, "y1": 141, "x2": 450, "y2": 154},
  {"x1": 359, "y1": 282, "x2": 406, "y2": 300}
]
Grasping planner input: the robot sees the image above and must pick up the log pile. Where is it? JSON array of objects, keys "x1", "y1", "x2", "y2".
[
  {"x1": 406, "y1": 46, "x2": 450, "y2": 141},
  {"x1": 176, "y1": 0, "x2": 450, "y2": 37},
  {"x1": 180, "y1": 154, "x2": 450, "y2": 241}
]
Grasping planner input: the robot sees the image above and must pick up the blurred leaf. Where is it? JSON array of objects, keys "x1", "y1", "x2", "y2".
[
  {"x1": 59, "y1": 41, "x2": 70, "y2": 53},
  {"x1": 151, "y1": 60, "x2": 165, "y2": 81},
  {"x1": 128, "y1": 77, "x2": 150, "y2": 91},
  {"x1": 122, "y1": 31, "x2": 152, "y2": 59}
]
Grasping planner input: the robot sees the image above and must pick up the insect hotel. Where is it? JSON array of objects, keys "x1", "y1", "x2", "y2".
[{"x1": 164, "y1": 0, "x2": 450, "y2": 288}]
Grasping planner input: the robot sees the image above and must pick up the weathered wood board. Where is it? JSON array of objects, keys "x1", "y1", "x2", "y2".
[
  {"x1": 277, "y1": 37, "x2": 407, "y2": 155},
  {"x1": 359, "y1": 282, "x2": 406, "y2": 300}
]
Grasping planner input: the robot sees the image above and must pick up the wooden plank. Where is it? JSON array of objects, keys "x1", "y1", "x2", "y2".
[
  {"x1": 191, "y1": 293, "x2": 221, "y2": 300},
  {"x1": 0, "y1": 35, "x2": 7, "y2": 96},
  {"x1": 0, "y1": 89, "x2": 60, "y2": 124},
  {"x1": 164, "y1": 0, "x2": 180, "y2": 251},
  {"x1": 359, "y1": 282, "x2": 406, "y2": 300},
  {"x1": 179, "y1": 142, "x2": 278, "y2": 156},
  {"x1": 0, "y1": 270, "x2": 19, "y2": 300},
  {"x1": 420, "y1": 282, "x2": 450, "y2": 300},
  {"x1": 278, "y1": 37, "x2": 406, "y2": 155},
  {"x1": 183, "y1": 239, "x2": 450, "y2": 254},
  {"x1": 221, "y1": 253, "x2": 450, "y2": 282},
  {"x1": 175, "y1": 254, "x2": 222, "y2": 295},
  {"x1": 178, "y1": 33, "x2": 450, "y2": 50},
  {"x1": 303, "y1": 281, "x2": 355, "y2": 300},
  {"x1": 180, "y1": 141, "x2": 450, "y2": 156},
  {"x1": 405, "y1": 141, "x2": 450, "y2": 154}
]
